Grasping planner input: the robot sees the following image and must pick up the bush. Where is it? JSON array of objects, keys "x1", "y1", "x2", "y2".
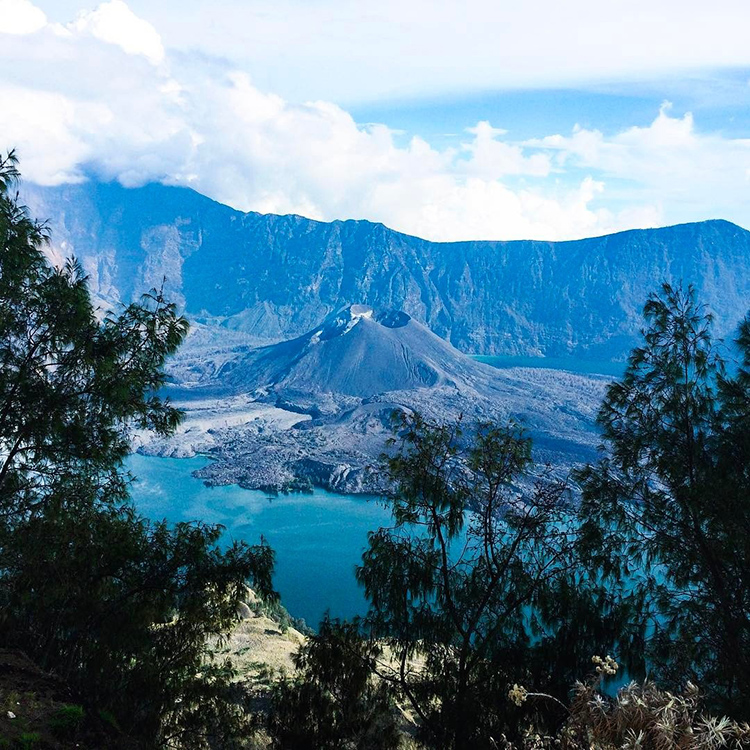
[
  {"x1": 16, "y1": 735, "x2": 42, "y2": 750},
  {"x1": 50, "y1": 704, "x2": 85, "y2": 739},
  {"x1": 506, "y1": 662, "x2": 750, "y2": 749}
]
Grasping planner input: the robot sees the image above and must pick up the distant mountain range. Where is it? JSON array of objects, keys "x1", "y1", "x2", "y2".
[{"x1": 23, "y1": 180, "x2": 750, "y2": 360}]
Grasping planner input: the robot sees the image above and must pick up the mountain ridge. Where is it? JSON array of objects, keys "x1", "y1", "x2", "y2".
[
  {"x1": 22, "y1": 180, "x2": 750, "y2": 360},
  {"x1": 27, "y1": 178, "x2": 744, "y2": 245}
]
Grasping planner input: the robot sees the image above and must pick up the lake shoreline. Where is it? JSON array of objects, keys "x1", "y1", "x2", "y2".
[{"x1": 127, "y1": 452, "x2": 392, "y2": 628}]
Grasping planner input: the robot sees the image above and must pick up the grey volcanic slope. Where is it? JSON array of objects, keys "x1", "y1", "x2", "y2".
[
  {"x1": 218, "y1": 304, "x2": 494, "y2": 398},
  {"x1": 147, "y1": 305, "x2": 610, "y2": 493},
  {"x1": 22, "y1": 180, "x2": 750, "y2": 359}
]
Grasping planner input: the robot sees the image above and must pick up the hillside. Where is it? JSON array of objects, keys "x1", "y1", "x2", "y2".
[
  {"x1": 0, "y1": 650, "x2": 138, "y2": 749},
  {"x1": 22, "y1": 181, "x2": 750, "y2": 360}
]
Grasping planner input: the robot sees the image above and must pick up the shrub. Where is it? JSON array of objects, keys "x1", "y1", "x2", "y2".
[
  {"x1": 50, "y1": 704, "x2": 85, "y2": 739},
  {"x1": 506, "y1": 663, "x2": 750, "y2": 749},
  {"x1": 266, "y1": 617, "x2": 401, "y2": 750}
]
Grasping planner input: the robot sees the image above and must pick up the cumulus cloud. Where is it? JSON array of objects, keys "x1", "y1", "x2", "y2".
[
  {"x1": 68, "y1": 0, "x2": 164, "y2": 64},
  {"x1": 530, "y1": 103, "x2": 750, "y2": 220},
  {"x1": 0, "y1": 0, "x2": 46, "y2": 34},
  {"x1": 0, "y1": 1, "x2": 748, "y2": 241}
]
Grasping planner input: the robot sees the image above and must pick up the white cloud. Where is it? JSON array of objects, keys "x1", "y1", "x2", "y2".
[
  {"x1": 1, "y1": 1, "x2": 749, "y2": 241},
  {"x1": 462, "y1": 122, "x2": 551, "y2": 179},
  {"x1": 30, "y1": 0, "x2": 750, "y2": 104},
  {"x1": 68, "y1": 0, "x2": 164, "y2": 64},
  {"x1": 0, "y1": 0, "x2": 46, "y2": 34},
  {"x1": 530, "y1": 103, "x2": 750, "y2": 217},
  {"x1": 0, "y1": 85, "x2": 103, "y2": 183}
]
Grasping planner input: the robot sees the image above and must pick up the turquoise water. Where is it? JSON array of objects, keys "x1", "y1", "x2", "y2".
[
  {"x1": 473, "y1": 355, "x2": 625, "y2": 377},
  {"x1": 126, "y1": 453, "x2": 392, "y2": 629}
]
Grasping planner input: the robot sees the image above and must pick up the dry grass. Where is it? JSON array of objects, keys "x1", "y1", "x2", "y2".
[
  {"x1": 503, "y1": 676, "x2": 750, "y2": 750},
  {"x1": 225, "y1": 614, "x2": 306, "y2": 680}
]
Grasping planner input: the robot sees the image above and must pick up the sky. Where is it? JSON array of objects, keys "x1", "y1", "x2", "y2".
[{"x1": 1, "y1": 0, "x2": 750, "y2": 241}]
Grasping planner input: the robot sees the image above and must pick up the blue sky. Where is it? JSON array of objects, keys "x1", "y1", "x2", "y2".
[
  {"x1": 2, "y1": 0, "x2": 750, "y2": 241},
  {"x1": 352, "y1": 74, "x2": 750, "y2": 143}
]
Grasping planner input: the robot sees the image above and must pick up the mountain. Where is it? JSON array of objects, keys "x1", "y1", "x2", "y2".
[
  {"x1": 217, "y1": 304, "x2": 495, "y2": 399},
  {"x1": 148, "y1": 303, "x2": 609, "y2": 493},
  {"x1": 22, "y1": 180, "x2": 750, "y2": 359}
]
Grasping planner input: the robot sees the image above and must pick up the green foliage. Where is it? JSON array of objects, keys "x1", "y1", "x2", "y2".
[
  {"x1": 50, "y1": 704, "x2": 85, "y2": 739},
  {"x1": 267, "y1": 617, "x2": 401, "y2": 750},
  {"x1": 97, "y1": 708, "x2": 120, "y2": 732},
  {"x1": 352, "y1": 414, "x2": 629, "y2": 750},
  {"x1": 0, "y1": 156, "x2": 186, "y2": 514},
  {"x1": 0, "y1": 151, "x2": 277, "y2": 748},
  {"x1": 576, "y1": 282, "x2": 750, "y2": 718},
  {"x1": 15, "y1": 734, "x2": 41, "y2": 750}
]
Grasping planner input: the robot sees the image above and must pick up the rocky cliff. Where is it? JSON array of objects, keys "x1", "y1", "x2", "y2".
[{"x1": 23, "y1": 180, "x2": 750, "y2": 359}]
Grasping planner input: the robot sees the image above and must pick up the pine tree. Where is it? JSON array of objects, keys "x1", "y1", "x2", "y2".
[
  {"x1": 576, "y1": 283, "x2": 750, "y2": 717},
  {"x1": 355, "y1": 413, "x2": 630, "y2": 749},
  {"x1": 0, "y1": 150, "x2": 276, "y2": 747}
]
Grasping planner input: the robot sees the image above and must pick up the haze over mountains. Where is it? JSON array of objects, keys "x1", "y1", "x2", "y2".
[{"x1": 23, "y1": 180, "x2": 750, "y2": 361}]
